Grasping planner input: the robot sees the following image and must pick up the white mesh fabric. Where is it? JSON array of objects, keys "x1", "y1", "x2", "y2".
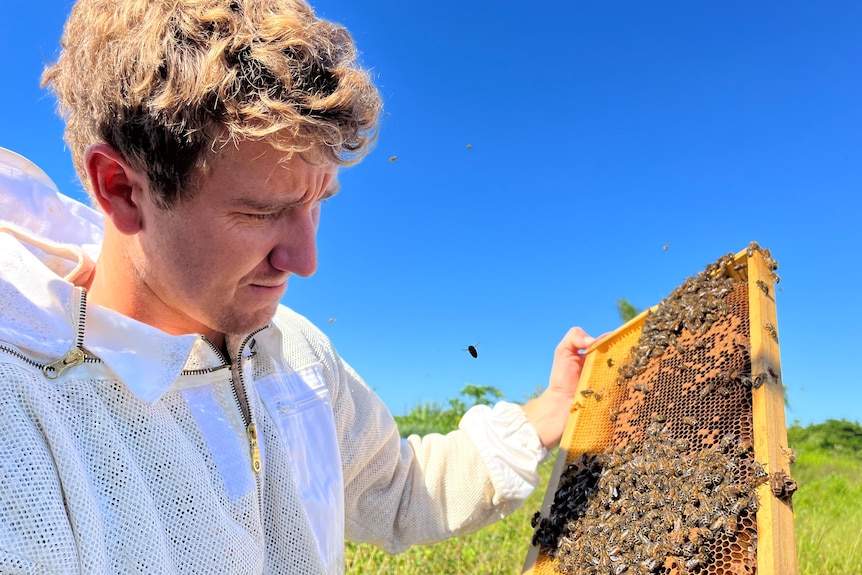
[
  {"x1": 271, "y1": 307, "x2": 546, "y2": 555},
  {"x1": 0, "y1": 310, "x2": 543, "y2": 574}
]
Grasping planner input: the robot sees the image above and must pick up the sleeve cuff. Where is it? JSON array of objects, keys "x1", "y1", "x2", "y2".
[{"x1": 458, "y1": 401, "x2": 548, "y2": 504}]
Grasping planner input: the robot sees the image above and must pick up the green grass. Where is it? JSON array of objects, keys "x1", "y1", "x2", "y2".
[{"x1": 790, "y1": 421, "x2": 862, "y2": 575}]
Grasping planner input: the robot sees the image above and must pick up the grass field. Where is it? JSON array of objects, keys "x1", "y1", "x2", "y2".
[{"x1": 345, "y1": 420, "x2": 862, "y2": 575}]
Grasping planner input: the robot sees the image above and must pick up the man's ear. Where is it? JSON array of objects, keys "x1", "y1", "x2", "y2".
[{"x1": 84, "y1": 144, "x2": 149, "y2": 235}]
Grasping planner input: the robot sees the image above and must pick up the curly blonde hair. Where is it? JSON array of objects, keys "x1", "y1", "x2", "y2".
[{"x1": 43, "y1": 0, "x2": 382, "y2": 206}]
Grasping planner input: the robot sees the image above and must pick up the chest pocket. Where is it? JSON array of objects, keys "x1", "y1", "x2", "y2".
[{"x1": 255, "y1": 363, "x2": 343, "y2": 570}]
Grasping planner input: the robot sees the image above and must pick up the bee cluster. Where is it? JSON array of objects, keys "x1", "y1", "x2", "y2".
[
  {"x1": 530, "y1": 244, "x2": 791, "y2": 575},
  {"x1": 531, "y1": 426, "x2": 764, "y2": 575}
]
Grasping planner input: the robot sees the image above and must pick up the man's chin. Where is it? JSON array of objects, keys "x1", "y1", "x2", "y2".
[{"x1": 219, "y1": 304, "x2": 281, "y2": 338}]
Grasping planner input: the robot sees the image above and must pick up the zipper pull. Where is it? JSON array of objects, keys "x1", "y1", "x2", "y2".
[
  {"x1": 247, "y1": 422, "x2": 262, "y2": 473},
  {"x1": 43, "y1": 348, "x2": 86, "y2": 379}
]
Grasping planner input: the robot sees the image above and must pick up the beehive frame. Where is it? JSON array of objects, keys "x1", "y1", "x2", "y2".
[{"x1": 523, "y1": 246, "x2": 797, "y2": 575}]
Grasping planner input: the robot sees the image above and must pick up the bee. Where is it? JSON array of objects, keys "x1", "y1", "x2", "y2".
[
  {"x1": 388, "y1": 155, "x2": 398, "y2": 162},
  {"x1": 632, "y1": 383, "x2": 649, "y2": 393},
  {"x1": 747, "y1": 242, "x2": 758, "y2": 257},
  {"x1": 780, "y1": 445, "x2": 798, "y2": 465},
  {"x1": 594, "y1": 392, "x2": 603, "y2": 401},
  {"x1": 580, "y1": 389, "x2": 595, "y2": 397},
  {"x1": 709, "y1": 514, "x2": 727, "y2": 532},
  {"x1": 700, "y1": 382, "x2": 715, "y2": 397},
  {"x1": 751, "y1": 461, "x2": 770, "y2": 487},
  {"x1": 768, "y1": 366, "x2": 780, "y2": 383},
  {"x1": 685, "y1": 554, "x2": 708, "y2": 571},
  {"x1": 751, "y1": 372, "x2": 768, "y2": 388},
  {"x1": 607, "y1": 358, "x2": 615, "y2": 368},
  {"x1": 465, "y1": 143, "x2": 473, "y2": 149},
  {"x1": 463, "y1": 343, "x2": 479, "y2": 358},
  {"x1": 765, "y1": 322, "x2": 778, "y2": 342},
  {"x1": 608, "y1": 408, "x2": 620, "y2": 422},
  {"x1": 724, "y1": 515, "x2": 738, "y2": 535},
  {"x1": 747, "y1": 493, "x2": 760, "y2": 512},
  {"x1": 719, "y1": 433, "x2": 736, "y2": 450},
  {"x1": 783, "y1": 475, "x2": 798, "y2": 496},
  {"x1": 682, "y1": 416, "x2": 698, "y2": 426},
  {"x1": 756, "y1": 279, "x2": 771, "y2": 297}
]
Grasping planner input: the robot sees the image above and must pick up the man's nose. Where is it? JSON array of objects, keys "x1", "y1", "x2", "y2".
[{"x1": 268, "y1": 206, "x2": 318, "y2": 277}]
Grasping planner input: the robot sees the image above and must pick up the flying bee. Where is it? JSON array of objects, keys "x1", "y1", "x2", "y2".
[
  {"x1": 388, "y1": 155, "x2": 398, "y2": 162},
  {"x1": 463, "y1": 343, "x2": 479, "y2": 358}
]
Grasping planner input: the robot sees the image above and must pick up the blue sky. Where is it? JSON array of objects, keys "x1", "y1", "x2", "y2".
[{"x1": 1, "y1": 1, "x2": 859, "y2": 426}]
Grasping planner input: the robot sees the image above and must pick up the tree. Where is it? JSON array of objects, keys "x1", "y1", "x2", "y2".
[{"x1": 616, "y1": 298, "x2": 641, "y2": 323}]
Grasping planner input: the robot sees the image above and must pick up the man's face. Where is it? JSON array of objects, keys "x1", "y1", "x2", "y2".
[{"x1": 131, "y1": 141, "x2": 338, "y2": 342}]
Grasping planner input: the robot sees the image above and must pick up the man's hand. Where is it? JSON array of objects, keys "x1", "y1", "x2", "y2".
[{"x1": 522, "y1": 327, "x2": 598, "y2": 449}]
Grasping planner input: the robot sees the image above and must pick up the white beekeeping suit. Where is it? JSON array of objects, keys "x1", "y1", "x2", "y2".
[{"x1": 0, "y1": 147, "x2": 547, "y2": 574}]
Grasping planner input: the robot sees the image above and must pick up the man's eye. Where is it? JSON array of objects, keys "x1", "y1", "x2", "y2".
[{"x1": 245, "y1": 212, "x2": 279, "y2": 220}]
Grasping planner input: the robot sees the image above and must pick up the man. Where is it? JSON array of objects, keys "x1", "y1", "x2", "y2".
[{"x1": 0, "y1": 0, "x2": 595, "y2": 572}]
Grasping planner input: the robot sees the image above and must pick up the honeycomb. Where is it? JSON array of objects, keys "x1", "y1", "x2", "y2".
[{"x1": 523, "y1": 244, "x2": 797, "y2": 575}]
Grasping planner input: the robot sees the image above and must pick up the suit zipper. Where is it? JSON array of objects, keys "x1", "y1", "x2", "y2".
[
  {"x1": 0, "y1": 285, "x2": 266, "y2": 474},
  {"x1": 232, "y1": 326, "x2": 268, "y2": 474},
  {"x1": 0, "y1": 287, "x2": 101, "y2": 379}
]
